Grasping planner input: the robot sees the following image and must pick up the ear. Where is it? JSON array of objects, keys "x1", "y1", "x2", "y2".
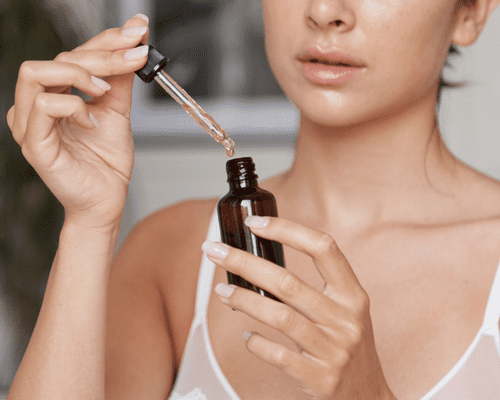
[{"x1": 452, "y1": 0, "x2": 500, "y2": 46}]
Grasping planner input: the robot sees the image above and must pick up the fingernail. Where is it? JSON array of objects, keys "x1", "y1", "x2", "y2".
[
  {"x1": 124, "y1": 45, "x2": 149, "y2": 61},
  {"x1": 243, "y1": 331, "x2": 253, "y2": 341},
  {"x1": 245, "y1": 216, "x2": 270, "y2": 228},
  {"x1": 91, "y1": 76, "x2": 111, "y2": 91},
  {"x1": 89, "y1": 112, "x2": 100, "y2": 128},
  {"x1": 121, "y1": 26, "x2": 148, "y2": 38},
  {"x1": 215, "y1": 283, "x2": 235, "y2": 298},
  {"x1": 202, "y1": 241, "x2": 229, "y2": 260},
  {"x1": 134, "y1": 13, "x2": 149, "y2": 23}
]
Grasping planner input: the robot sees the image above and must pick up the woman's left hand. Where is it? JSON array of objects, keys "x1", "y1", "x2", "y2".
[{"x1": 202, "y1": 216, "x2": 396, "y2": 400}]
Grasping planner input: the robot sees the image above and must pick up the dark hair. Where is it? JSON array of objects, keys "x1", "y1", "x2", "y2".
[
  {"x1": 0, "y1": 0, "x2": 67, "y2": 371},
  {"x1": 437, "y1": 0, "x2": 479, "y2": 103},
  {"x1": 437, "y1": 44, "x2": 463, "y2": 103}
]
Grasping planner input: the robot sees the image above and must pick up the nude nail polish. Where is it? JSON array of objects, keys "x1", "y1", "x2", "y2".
[
  {"x1": 89, "y1": 112, "x2": 100, "y2": 128},
  {"x1": 122, "y1": 26, "x2": 148, "y2": 38},
  {"x1": 215, "y1": 283, "x2": 235, "y2": 298},
  {"x1": 90, "y1": 76, "x2": 111, "y2": 91},
  {"x1": 124, "y1": 45, "x2": 148, "y2": 61},
  {"x1": 202, "y1": 241, "x2": 229, "y2": 260},
  {"x1": 134, "y1": 13, "x2": 149, "y2": 23}
]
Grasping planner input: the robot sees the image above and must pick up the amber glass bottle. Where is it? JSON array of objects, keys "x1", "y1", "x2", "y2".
[{"x1": 217, "y1": 157, "x2": 285, "y2": 302}]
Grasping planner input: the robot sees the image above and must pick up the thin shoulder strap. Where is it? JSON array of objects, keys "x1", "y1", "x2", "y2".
[
  {"x1": 483, "y1": 259, "x2": 500, "y2": 334},
  {"x1": 194, "y1": 209, "x2": 220, "y2": 318}
]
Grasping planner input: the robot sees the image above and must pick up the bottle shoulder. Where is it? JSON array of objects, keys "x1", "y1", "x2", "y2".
[{"x1": 218, "y1": 186, "x2": 276, "y2": 203}]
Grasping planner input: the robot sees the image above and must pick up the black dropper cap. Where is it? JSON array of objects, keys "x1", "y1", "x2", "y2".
[{"x1": 134, "y1": 45, "x2": 169, "y2": 84}]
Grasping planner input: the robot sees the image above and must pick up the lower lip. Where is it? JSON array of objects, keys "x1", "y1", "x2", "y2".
[{"x1": 302, "y1": 62, "x2": 359, "y2": 84}]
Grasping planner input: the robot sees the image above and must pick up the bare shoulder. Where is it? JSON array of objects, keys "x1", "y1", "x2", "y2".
[
  {"x1": 459, "y1": 164, "x2": 500, "y2": 223},
  {"x1": 105, "y1": 198, "x2": 217, "y2": 399},
  {"x1": 448, "y1": 164, "x2": 500, "y2": 261},
  {"x1": 139, "y1": 198, "x2": 218, "y2": 305},
  {"x1": 119, "y1": 197, "x2": 219, "y2": 260},
  {"x1": 113, "y1": 197, "x2": 218, "y2": 290},
  {"x1": 120, "y1": 197, "x2": 219, "y2": 344}
]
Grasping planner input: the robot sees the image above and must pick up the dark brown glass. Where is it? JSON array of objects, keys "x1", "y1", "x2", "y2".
[{"x1": 217, "y1": 157, "x2": 285, "y2": 302}]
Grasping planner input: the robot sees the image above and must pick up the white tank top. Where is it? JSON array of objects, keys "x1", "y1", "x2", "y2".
[{"x1": 169, "y1": 211, "x2": 500, "y2": 400}]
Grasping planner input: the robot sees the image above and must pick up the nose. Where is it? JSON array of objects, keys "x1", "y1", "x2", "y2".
[{"x1": 305, "y1": 0, "x2": 356, "y2": 32}]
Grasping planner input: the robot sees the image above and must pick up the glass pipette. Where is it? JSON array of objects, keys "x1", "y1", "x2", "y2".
[{"x1": 135, "y1": 45, "x2": 235, "y2": 157}]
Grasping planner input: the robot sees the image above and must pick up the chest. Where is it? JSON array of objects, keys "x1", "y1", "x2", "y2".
[{"x1": 206, "y1": 241, "x2": 499, "y2": 400}]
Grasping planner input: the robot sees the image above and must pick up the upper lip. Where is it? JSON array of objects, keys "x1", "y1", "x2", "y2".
[{"x1": 297, "y1": 48, "x2": 364, "y2": 68}]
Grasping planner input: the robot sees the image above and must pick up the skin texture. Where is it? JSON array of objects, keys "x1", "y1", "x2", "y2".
[{"x1": 4, "y1": 1, "x2": 500, "y2": 399}]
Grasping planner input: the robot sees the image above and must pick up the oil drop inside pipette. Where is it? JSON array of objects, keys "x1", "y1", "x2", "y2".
[{"x1": 157, "y1": 70, "x2": 235, "y2": 157}]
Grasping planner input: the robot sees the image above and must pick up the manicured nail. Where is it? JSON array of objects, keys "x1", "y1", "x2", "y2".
[
  {"x1": 89, "y1": 112, "x2": 100, "y2": 128},
  {"x1": 121, "y1": 26, "x2": 148, "y2": 38},
  {"x1": 245, "y1": 216, "x2": 270, "y2": 228},
  {"x1": 124, "y1": 45, "x2": 148, "y2": 61},
  {"x1": 202, "y1": 241, "x2": 229, "y2": 260},
  {"x1": 91, "y1": 76, "x2": 111, "y2": 91},
  {"x1": 134, "y1": 13, "x2": 149, "y2": 23},
  {"x1": 243, "y1": 331, "x2": 253, "y2": 341},
  {"x1": 215, "y1": 283, "x2": 235, "y2": 298}
]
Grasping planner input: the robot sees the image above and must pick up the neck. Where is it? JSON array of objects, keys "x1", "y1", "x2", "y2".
[{"x1": 283, "y1": 95, "x2": 460, "y2": 234}]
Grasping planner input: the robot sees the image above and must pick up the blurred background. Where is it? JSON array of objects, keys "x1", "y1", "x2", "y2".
[{"x1": 0, "y1": 0, "x2": 499, "y2": 396}]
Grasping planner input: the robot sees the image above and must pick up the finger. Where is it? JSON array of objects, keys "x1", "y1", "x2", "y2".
[
  {"x1": 74, "y1": 14, "x2": 149, "y2": 52},
  {"x1": 245, "y1": 216, "x2": 361, "y2": 293},
  {"x1": 217, "y1": 284, "x2": 333, "y2": 359},
  {"x1": 243, "y1": 331, "x2": 325, "y2": 387},
  {"x1": 13, "y1": 61, "x2": 111, "y2": 144},
  {"x1": 204, "y1": 242, "x2": 341, "y2": 326},
  {"x1": 7, "y1": 106, "x2": 15, "y2": 131},
  {"x1": 22, "y1": 93, "x2": 97, "y2": 162},
  {"x1": 54, "y1": 45, "x2": 149, "y2": 116},
  {"x1": 53, "y1": 47, "x2": 149, "y2": 80},
  {"x1": 70, "y1": 14, "x2": 149, "y2": 113}
]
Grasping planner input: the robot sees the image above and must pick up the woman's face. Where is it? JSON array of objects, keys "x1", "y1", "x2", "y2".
[{"x1": 262, "y1": 0, "x2": 465, "y2": 128}]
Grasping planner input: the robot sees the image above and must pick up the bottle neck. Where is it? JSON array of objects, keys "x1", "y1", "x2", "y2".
[
  {"x1": 226, "y1": 157, "x2": 259, "y2": 190},
  {"x1": 228, "y1": 177, "x2": 259, "y2": 190}
]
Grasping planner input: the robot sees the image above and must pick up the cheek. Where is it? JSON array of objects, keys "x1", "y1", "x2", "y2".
[
  {"x1": 262, "y1": 1, "x2": 299, "y2": 91},
  {"x1": 363, "y1": 0, "x2": 455, "y2": 81},
  {"x1": 360, "y1": 0, "x2": 403, "y2": 30}
]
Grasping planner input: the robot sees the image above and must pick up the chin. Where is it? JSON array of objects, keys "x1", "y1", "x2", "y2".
[
  {"x1": 293, "y1": 94, "x2": 376, "y2": 129},
  {"x1": 293, "y1": 81, "x2": 436, "y2": 131}
]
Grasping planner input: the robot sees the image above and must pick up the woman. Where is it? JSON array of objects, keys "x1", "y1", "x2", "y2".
[{"x1": 5, "y1": 0, "x2": 500, "y2": 399}]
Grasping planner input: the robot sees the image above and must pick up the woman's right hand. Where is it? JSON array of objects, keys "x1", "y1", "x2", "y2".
[{"x1": 6, "y1": 14, "x2": 150, "y2": 231}]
